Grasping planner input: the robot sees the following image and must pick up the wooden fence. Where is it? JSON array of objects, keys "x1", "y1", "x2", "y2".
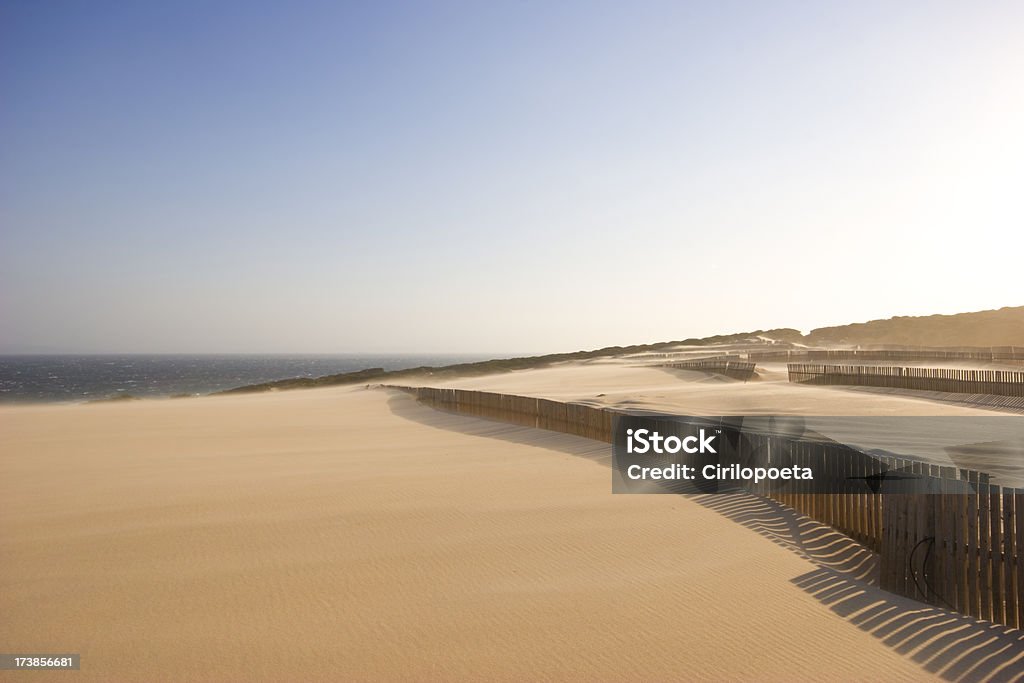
[
  {"x1": 995, "y1": 346, "x2": 1024, "y2": 363},
  {"x1": 881, "y1": 484, "x2": 1024, "y2": 625},
  {"x1": 788, "y1": 364, "x2": 1024, "y2": 398},
  {"x1": 387, "y1": 384, "x2": 1024, "y2": 629},
  {"x1": 389, "y1": 385, "x2": 613, "y2": 441},
  {"x1": 662, "y1": 356, "x2": 757, "y2": 381},
  {"x1": 750, "y1": 347, "x2": 1024, "y2": 364}
]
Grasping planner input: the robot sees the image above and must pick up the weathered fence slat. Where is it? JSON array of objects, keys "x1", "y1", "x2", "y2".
[
  {"x1": 787, "y1": 363, "x2": 1024, "y2": 397},
  {"x1": 663, "y1": 357, "x2": 757, "y2": 381}
]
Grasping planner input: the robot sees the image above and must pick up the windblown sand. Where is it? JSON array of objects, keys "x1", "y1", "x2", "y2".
[
  {"x1": 410, "y1": 361, "x2": 1012, "y2": 416},
  {"x1": 1, "y1": 384, "x2": 1019, "y2": 681}
]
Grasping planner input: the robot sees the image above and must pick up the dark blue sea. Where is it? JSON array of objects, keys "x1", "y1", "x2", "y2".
[{"x1": 0, "y1": 354, "x2": 495, "y2": 404}]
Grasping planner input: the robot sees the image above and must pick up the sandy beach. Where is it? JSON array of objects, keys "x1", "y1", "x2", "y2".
[
  {"x1": 3, "y1": 376, "x2": 1023, "y2": 682},
  {"x1": 6, "y1": 1, "x2": 1022, "y2": 678}
]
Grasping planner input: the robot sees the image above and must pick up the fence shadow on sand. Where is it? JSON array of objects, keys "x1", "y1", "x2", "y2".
[{"x1": 385, "y1": 389, "x2": 1024, "y2": 682}]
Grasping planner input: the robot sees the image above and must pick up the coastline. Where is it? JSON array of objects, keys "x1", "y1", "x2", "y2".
[{"x1": 3, "y1": 340, "x2": 1023, "y2": 680}]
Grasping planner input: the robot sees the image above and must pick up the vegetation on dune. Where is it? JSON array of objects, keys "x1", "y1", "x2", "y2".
[
  {"x1": 700, "y1": 328, "x2": 804, "y2": 345},
  {"x1": 215, "y1": 306, "x2": 1024, "y2": 396},
  {"x1": 215, "y1": 328, "x2": 810, "y2": 396},
  {"x1": 806, "y1": 306, "x2": 1024, "y2": 347},
  {"x1": 214, "y1": 342, "x2": 703, "y2": 395}
]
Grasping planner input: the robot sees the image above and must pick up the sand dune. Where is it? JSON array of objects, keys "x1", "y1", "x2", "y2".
[
  {"x1": 408, "y1": 360, "x2": 1010, "y2": 416},
  {"x1": 4, "y1": 385, "x2": 1022, "y2": 681},
  {"x1": 402, "y1": 360, "x2": 1024, "y2": 485}
]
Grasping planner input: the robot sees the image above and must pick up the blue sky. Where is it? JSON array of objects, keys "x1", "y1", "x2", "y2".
[{"x1": 2, "y1": 1, "x2": 1022, "y2": 353}]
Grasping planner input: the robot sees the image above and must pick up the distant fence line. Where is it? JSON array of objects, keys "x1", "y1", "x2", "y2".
[
  {"x1": 788, "y1": 364, "x2": 1024, "y2": 398},
  {"x1": 669, "y1": 353, "x2": 747, "y2": 362},
  {"x1": 749, "y1": 347, "x2": 1024, "y2": 364},
  {"x1": 387, "y1": 384, "x2": 1024, "y2": 630},
  {"x1": 662, "y1": 356, "x2": 757, "y2": 381}
]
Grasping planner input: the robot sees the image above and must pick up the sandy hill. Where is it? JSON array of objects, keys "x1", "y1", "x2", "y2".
[{"x1": 805, "y1": 305, "x2": 1024, "y2": 347}]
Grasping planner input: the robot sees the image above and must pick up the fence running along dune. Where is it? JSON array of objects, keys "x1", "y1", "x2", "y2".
[
  {"x1": 749, "y1": 347, "x2": 1024, "y2": 364},
  {"x1": 787, "y1": 364, "x2": 1024, "y2": 398},
  {"x1": 388, "y1": 385, "x2": 613, "y2": 440},
  {"x1": 387, "y1": 384, "x2": 1024, "y2": 630},
  {"x1": 662, "y1": 356, "x2": 757, "y2": 381}
]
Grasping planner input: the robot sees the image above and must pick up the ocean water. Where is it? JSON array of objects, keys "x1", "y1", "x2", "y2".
[{"x1": 0, "y1": 354, "x2": 494, "y2": 404}]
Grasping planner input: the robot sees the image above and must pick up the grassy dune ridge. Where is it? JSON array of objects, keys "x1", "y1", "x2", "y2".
[
  {"x1": 213, "y1": 329, "x2": 808, "y2": 395},
  {"x1": 216, "y1": 306, "x2": 1024, "y2": 396}
]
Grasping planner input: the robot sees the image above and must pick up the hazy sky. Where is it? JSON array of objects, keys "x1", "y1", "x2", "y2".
[{"x1": 2, "y1": 1, "x2": 1022, "y2": 354}]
